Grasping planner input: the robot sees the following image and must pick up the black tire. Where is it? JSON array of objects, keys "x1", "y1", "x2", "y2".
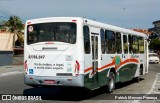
[
  {"x1": 135, "y1": 66, "x2": 143, "y2": 83},
  {"x1": 106, "y1": 72, "x2": 115, "y2": 93},
  {"x1": 28, "y1": 85, "x2": 39, "y2": 88},
  {"x1": 134, "y1": 76, "x2": 140, "y2": 83}
]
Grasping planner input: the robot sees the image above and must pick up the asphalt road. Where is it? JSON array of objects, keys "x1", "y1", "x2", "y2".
[{"x1": 0, "y1": 64, "x2": 160, "y2": 103}]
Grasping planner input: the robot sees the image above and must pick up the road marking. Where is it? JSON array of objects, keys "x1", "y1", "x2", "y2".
[
  {"x1": 155, "y1": 83, "x2": 160, "y2": 85},
  {"x1": 0, "y1": 71, "x2": 23, "y2": 77},
  {"x1": 132, "y1": 73, "x2": 160, "y2": 103},
  {"x1": 149, "y1": 73, "x2": 158, "y2": 93},
  {"x1": 132, "y1": 101, "x2": 140, "y2": 103},
  {"x1": 151, "y1": 91, "x2": 160, "y2": 94}
]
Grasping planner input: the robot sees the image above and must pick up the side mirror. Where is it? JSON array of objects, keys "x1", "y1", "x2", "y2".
[{"x1": 147, "y1": 39, "x2": 151, "y2": 42}]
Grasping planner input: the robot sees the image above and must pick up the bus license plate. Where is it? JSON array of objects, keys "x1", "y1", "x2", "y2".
[{"x1": 44, "y1": 80, "x2": 56, "y2": 84}]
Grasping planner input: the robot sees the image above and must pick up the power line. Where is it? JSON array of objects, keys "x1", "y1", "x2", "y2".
[
  {"x1": 0, "y1": 2, "x2": 16, "y2": 16},
  {"x1": 0, "y1": 15, "x2": 9, "y2": 19},
  {"x1": 0, "y1": 5, "x2": 12, "y2": 21},
  {"x1": 0, "y1": 9, "x2": 12, "y2": 17},
  {"x1": 0, "y1": 2, "x2": 26, "y2": 23}
]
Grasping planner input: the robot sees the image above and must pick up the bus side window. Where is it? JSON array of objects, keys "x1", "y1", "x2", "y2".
[
  {"x1": 132, "y1": 36, "x2": 139, "y2": 54},
  {"x1": 105, "y1": 30, "x2": 108, "y2": 53},
  {"x1": 105, "y1": 30, "x2": 116, "y2": 54},
  {"x1": 83, "y1": 26, "x2": 91, "y2": 54},
  {"x1": 116, "y1": 32, "x2": 122, "y2": 53},
  {"x1": 100, "y1": 29, "x2": 105, "y2": 54},
  {"x1": 128, "y1": 34, "x2": 133, "y2": 54},
  {"x1": 123, "y1": 35, "x2": 128, "y2": 54},
  {"x1": 139, "y1": 37, "x2": 144, "y2": 53}
]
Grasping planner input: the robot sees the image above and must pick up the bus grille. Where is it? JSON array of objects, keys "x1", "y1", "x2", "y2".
[{"x1": 56, "y1": 73, "x2": 72, "y2": 76}]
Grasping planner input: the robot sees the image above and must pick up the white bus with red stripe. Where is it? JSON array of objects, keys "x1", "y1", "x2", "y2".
[{"x1": 24, "y1": 17, "x2": 149, "y2": 93}]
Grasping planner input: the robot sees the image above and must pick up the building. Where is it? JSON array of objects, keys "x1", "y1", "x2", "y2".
[
  {"x1": 148, "y1": 20, "x2": 160, "y2": 34},
  {"x1": 131, "y1": 29, "x2": 151, "y2": 36},
  {"x1": 0, "y1": 31, "x2": 14, "y2": 51},
  {"x1": 0, "y1": 30, "x2": 14, "y2": 66},
  {"x1": 0, "y1": 21, "x2": 24, "y2": 66}
]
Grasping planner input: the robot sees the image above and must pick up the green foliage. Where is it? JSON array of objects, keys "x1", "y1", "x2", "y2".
[
  {"x1": 5, "y1": 15, "x2": 24, "y2": 47},
  {"x1": 149, "y1": 38, "x2": 160, "y2": 51},
  {"x1": 5, "y1": 15, "x2": 23, "y2": 33}
]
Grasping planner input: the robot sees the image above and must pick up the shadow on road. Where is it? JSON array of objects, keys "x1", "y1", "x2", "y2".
[
  {"x1": 115, "y1": 77, "x2": 145, "y2": 89},
  {"x1": 23, "y1": 78, "x2": 145, "y2": 101},
  {"x1": 23, "y1": 87, "x2": 93, "y2": 101}
]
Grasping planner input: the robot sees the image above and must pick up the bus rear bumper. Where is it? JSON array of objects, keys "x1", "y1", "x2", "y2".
[{"x1": 24, "y1": 74, "x2": 84, "y2": 87}]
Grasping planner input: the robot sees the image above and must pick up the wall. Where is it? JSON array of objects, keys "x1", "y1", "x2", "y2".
[
  {"x1": 0, "y1": 32, "x2": 14, "y2": 66},
  {"x1": 0, "y1": 51, "x2": 13, "y2": 66}
]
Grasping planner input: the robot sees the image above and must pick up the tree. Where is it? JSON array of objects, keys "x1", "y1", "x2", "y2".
[
  {"x1": 5, "y1": 15, "x2": 24, "y2": 47},
  {"x1": 0, "y1": 20, "x2": 6, "y2": 31},
  {"x1": 149, "y1": 38, "x2": 160, "y2": 51}
]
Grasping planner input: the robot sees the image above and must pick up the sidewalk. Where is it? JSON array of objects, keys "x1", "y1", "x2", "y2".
[{"x1": 0, "y1": 64, "x2": 24, "y2": 77}]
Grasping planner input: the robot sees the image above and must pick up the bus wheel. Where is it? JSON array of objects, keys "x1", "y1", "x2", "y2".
[
  {"x1": 106, "y1": 72, "x2": 115, "y2": 93},
  {"x1": 135, "y1": 76, "x2": 140, "y2": 83},
  {"x1": 135, "y1": 66, "x2": 142, "y2": 83}
]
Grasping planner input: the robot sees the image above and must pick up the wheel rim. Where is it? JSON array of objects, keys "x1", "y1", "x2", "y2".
[{"x1": 108, "y1": 74, "x2": 114, "y2": 91}]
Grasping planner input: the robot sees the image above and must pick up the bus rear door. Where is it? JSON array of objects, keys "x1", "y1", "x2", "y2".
[{"x1": 90, "y1": 28, "x2": 100, "y2": 89}]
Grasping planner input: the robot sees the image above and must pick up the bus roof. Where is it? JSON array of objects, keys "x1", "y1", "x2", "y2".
[
  {"x1": 83, "y1": 18, "x2": 147, "y2": 38},
  {"x1": 26, "y1": 17, "x2": 148, "y2": 38}
]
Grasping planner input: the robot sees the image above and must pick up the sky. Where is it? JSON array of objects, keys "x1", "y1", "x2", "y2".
[{"x1": 0, "y1": 0, "x2": 160, "y2": 29}]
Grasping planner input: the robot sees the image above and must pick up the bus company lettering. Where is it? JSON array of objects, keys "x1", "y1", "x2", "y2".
[
  {"x1": 28, "y1": 55, "x2": 45, "y2": 59},
  {"x1": 131, "y1": 55, "x2": 139, "y2": 58},
  {"x1": 34, "y1": 63, "x2": 64, "y2": 70}
]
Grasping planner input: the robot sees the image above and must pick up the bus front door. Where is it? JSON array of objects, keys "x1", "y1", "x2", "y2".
[
  {"x1": 91, "y1": 33, "x2": 99, "y2": 88},
  {"x1": 145, "y1": 40, "x2": 148, "y2": 73}
]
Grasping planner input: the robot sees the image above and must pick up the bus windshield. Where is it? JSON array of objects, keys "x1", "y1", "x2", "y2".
[{"x1": 27, "y1": 22, "x2": 77, "y2": 44}]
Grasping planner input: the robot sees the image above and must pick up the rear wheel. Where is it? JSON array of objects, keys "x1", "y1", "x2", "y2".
[
  {"x1": 134, "y1": 76, "x2": 140, "y2": 83},
  {"x1": 106, "y1": 72, "x2": 115, "y2": 93},
  {"x1": 135, "y1": 66, "x2": 143, "y2": 83}
]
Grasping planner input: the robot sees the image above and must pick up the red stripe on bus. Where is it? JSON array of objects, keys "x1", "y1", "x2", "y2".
[
  {"x1": 84, "y1": 58, "x2": 139, "y2": 73},
  {"x1": 84, "y1": 67, "x2": 92, "y2": 73},
  {"x1": 120, "y1": 58, "x2": 139, "y2": 67},
  {"x1": 98, "y1": 62, "x2": 115, "y2": 71}
]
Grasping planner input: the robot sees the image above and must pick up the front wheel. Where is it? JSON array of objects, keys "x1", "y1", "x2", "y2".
[{"x1": 106, "y1": 72, "x2": 115, "y2": 93}]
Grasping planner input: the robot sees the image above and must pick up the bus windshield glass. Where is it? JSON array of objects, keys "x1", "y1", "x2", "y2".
[{"x1": 27, "y1": 22, "x2": 77, "y2": 44}]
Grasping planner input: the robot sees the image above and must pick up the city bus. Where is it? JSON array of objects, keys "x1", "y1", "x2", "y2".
[{"x1": 24, "y1": 17, "x2": 149, "y2": 93}]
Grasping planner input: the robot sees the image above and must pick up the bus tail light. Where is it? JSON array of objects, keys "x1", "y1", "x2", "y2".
[
  {"x1": 24, "y1": 60, "x2": 28, "y2": 74},
  {"x1": 75, "y1": 74, "x2": 79, "y2": 77},
  {"x1": 74, "y1": 60, "x2": 80, "y2": 74},
  {"x1": 45, "y1": 42, "x2": 54, "y2": 44},
  {"x1": 72, "y1": 20, "x2": 77, "y2": 22},
  {"x1": 27, "y1": 22, "x2": 31, "y2": 25}
]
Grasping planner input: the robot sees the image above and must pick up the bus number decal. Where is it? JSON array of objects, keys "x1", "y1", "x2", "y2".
[{"x1": 28, "y1": 55, "x2": 45, "y2": 59}]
